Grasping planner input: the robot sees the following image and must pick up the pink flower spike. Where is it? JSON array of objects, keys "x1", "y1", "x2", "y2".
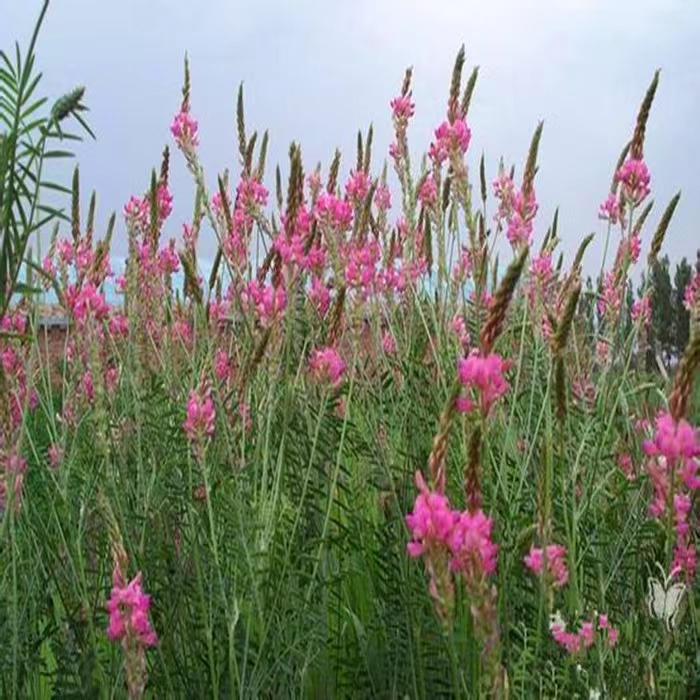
[
  {"x1": 106, "y1": 569, "x2": 158, "y2": 648},
  {"x1": 309, "y1": 346, "x2": 346, "y2": 388}
]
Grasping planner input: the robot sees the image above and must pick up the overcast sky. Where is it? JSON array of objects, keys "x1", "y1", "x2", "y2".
[{"x1": 3, "y1": 0, "x2": 699, "y2": 277}]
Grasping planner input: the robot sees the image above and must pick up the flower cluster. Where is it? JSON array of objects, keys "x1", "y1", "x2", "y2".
[
  {"x1": 524, "y1": 543, "x2": 569, "y2": 588},
  {"x1": 550, "y1": 611, "x2": 618, "y2": 654},
  {"x1": 642, "y1": 411, "x2": 700, "y2": 579},
  {"x1": 308, "y1": 346, "x2": 345, "y2": 388},
  {"x1": 456, "y1": 350, "x2": 511, "y2": 415},
  {"x1": 406, "y1": 471, "x2": 498, "y2": 582}
]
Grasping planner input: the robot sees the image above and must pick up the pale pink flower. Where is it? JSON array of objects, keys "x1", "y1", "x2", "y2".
[
  {"x1": 429, "y1": 118, "x2": 471, "y2": 165},
  {"x1": 390, "y1": 94, "x2": 415, "y2": 123},
  {"x1": 524, "y1": 544, "x2": 569, "y2": 588},
  {"x1": 616, "y1": 158, "x2": 651, "y2": 206},
  {"x1": 418, "y1": 175, "x2": 438, "y2": 207},
  {"x1": 345, "y1": 170, "x2": 371, "y2": 203},
  {"x1": 374, "y1": 184, "x2": 392, "y2": 211},
  {"x1": 309, "y1": 346, "x2": 345, "y2": 388},
  {"x1": 598, "y1": 193, "x2": 624, "y2": 225},
  {"x1": 171, "y1": 109, "x2": 199, "y2": 149},
  {"x1": 183, "y1": 385, "x2": 216, "y2": 441},
  {"x1": 382, "y1": 331, "x2": 397, "y2": 355}
]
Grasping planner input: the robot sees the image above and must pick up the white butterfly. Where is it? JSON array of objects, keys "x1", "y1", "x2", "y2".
[{"x1": 647, "y1": 562, "x2": 686, "y2": 632}]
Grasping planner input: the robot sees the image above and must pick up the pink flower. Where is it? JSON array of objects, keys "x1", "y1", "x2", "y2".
[
  {"x1": 684, "y1": 271, "x2": 700, "y2": 311},
  {"x1": 418, "y1": 175, "x2": 438, "y2": 207},
  {"x1": 48, "y1": 443, "x2": 63, "y2": 469},
  {"x1": 506, "y1": 189, "x2": 538, "y2": 249},
  {"x1": 308, "y1": 277, "x2": 331, "y2": 316},
  {"x1": 642, "y1": 411, "x2": 700, "y2": 580},
  {"x1": 643, "y1": 412, "x2": 700, "y2": 491},
  {"x1": 390, "y1": 94, "x2": 415, "y2": 123},
  {"x1": 493, "y1": 172, "x2": 516, "y2": 227},
  {"x1": 214, "y1": 349, "x2": 232, "y2": 383},
  {"x1": 598, "y1": 193, "x2": 624, "y2": 226},
  {"x1": 123, "y1": 196, "x2": 150, "y2": 232},
  {"x1": 345, "y1": 170, "x2": 371, "y2": 203},
  {"x1": 183, "y1": 385, "x2": 216, "y2": 441},
  {"x1": 236, "y1": 176, "x2": 269, "y2": 209},
  {"x1": 451, "y1": 314, "x2": 471, "y2": 352},
  {"x1": 309, "y1": 346, "x2": 345, "y2": 388},
  {"x1": 405, "y1": 471, "x2": 455, "y2": 558},
  {"x1": 156, "y1": 182, "x2": 173, "y2": 222},
  {"x1": 615, "y1": 158, "x2": 651, "y2": 206},
  {"x1": 457, "y1": 350, "x2": 511, "y2": 415},
  {"x1": 429, "y1": 119, "x2": 471, "y2": 165},
  {"x1": 631, "y1": 295, "x2": 652, "y2": 327},
  {"x1": 550, "y1": 612, "x2": 618, "y2": 654},
  {"x1": 243, "y1": 280, "x2": 287, "y2": 326},
  {"x1": 158, "y1": 239, "x2": 180, "y2": 275},
  {"x1": 382, "y1": 331, "x2": 397, "y2": 355},
  {"x1": 617, "y1": 452, "x2": 635, "y2": 480},
  {"x1": 314, "y1": 193, "x2": 353, "y2": 231},
  {"x1": 448, "y1": 509, "x2": 499, "y2": 578},
  {"x1": 374, "y1": 184, "x2": 392, "y2": 211},
  {"x1": 106, "y1": 569, "x2": 158, "y2": 648},
  {"x1": 524, "y1": 544, "x2": 569, "y2": 588},
  {"x1": 67, "y1": 282, "x2": 110, "y2": 325},
  {"x1": 171, "y1": 109, "x2": 199, "y2": 149}
]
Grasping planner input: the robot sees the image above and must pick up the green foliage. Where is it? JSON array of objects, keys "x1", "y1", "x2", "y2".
[{"x1": 0, "y1": 0, "x2": 92, "y2": 322}]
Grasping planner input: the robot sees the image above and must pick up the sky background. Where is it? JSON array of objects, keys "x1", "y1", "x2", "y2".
[{"x1": 3, "y1": 0, "x2": 699, "y2": 278}]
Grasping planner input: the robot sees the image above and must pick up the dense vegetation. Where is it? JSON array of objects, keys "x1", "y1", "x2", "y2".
[{"x1": 1, "y1": 3, "x2": 699, "y2": 697}]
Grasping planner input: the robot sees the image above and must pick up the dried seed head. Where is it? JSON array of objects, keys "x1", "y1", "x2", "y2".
[
  {"x1": 71, "y1": 166, "x2": 80, "y2": 243},
  {"x1": 256, "y1": 130, "x2": 269, "y2": 182},
  {"x1": 327, "y1": 149, "x2": 342, "y2": 194},
  {"x1": 479, "y1": 152, "x2": 487, "y2": 204},
  {"x1": 464, "y1": 424, "x2": 483, "y2": 513},
  {"x1": 356, "y1": 130, "x2": 364, "y2": 173},
  {"x1": 237, "y1": 83, "x2": 247, "y2": 164},
  {"x1": 480, "y1": 245, "x2": 529, "y2": 353},
  {"x1": 668, "y1": 333, "x2": 700, "y2": 421},
  {"x1": 245, "y1": 132, "x2": 258, "y2": 177},
  {"x1": 275, "y1": 165, "x2": 283, "y2": 210},
  {"x1": 523, "y1": 122, "x2": 544, "y2": 200},
  {"x1": 553, "y1": 281, "x2": 581, "y2": 357},
  {"x1": 554, "y1": 357, "x2": 567, "y2": 421},
  {"x1": 328, "y1": 285, "x2": 346, "y2": 346},
  {"x1": 181, "y1": 54, "x2": 191, "y2": 112},
  {"x1": 208, "y1": 247, "x2": 223, "y2": 294},
  {"x1": 363, "y1": 124, "x2": 374, "y2": 174},
  {"x1": 648, "y1": 192, "x2": 681, "y2": 265},
  {"x1": 285, "y1": 143, "x2": 304, "y2": 227},
  {"x1": 85, "y1": 191, "x2": 96, "y2": 246},
  {"x1": 630, "y1": 69, "x2": 660, "y2": 161},
  {"x1": 401, "y1": 66, "x2": 413, "y2": 97},
  {"x1": 610, "y1": 141, "x2": 632, "y2": 193},
  {"x1": 160, "y1": 145, "x2": 170, "y2": 186},
  {"x1": 460, "y1": 66, "x2": 480, "y2": 120},
  {"x1": 180, "y1": 250, "x2": 203, "y2": 305},
  {"x1": 427, "y1": 380, "x2": 462, "y2": 491},
  {"x1": 448, "y1": 45, "x2": 466, "y2": 124}
]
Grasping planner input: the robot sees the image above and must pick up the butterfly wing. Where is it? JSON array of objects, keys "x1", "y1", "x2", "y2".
[
  {"x1": 647, "y1": 578, "x2": 665, "y2": 619},
  {"x1": 663, "y1": 583, "x2": 686, "y2": 631}
]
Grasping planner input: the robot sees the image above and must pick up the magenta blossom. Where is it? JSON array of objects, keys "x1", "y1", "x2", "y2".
[
  {"x1": 106, "y1": 569, "x2": 158, "y2": 648},
  {"x1": 309, "y1": 346, "x2": 345, "y2": 388},
  {"x1": 170, "y1": 109, "x2": 199, "y2": 149},
  {"x1": 457, "y1": 350, "x2": 511, "y2": 415},
  {"x1": 615, "y1": 158, "x2": 651, "y2": 206},
  {"x1": 524, "y1": 544, "x2": 569, "y2": 588}
]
